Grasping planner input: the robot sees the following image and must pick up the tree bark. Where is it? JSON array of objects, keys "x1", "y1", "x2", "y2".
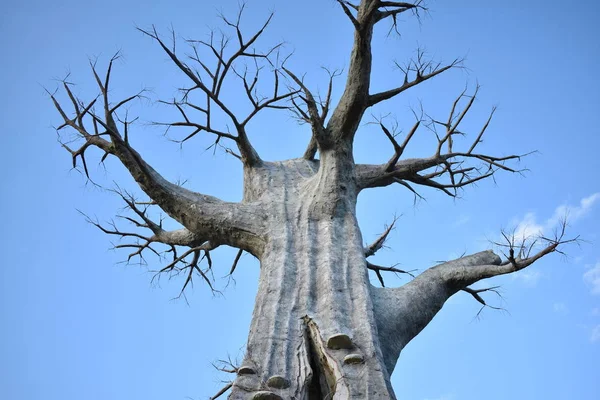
[
  {"x1": 49, "y1": 3, "x2": 572, "y2": 399},
  {"x1": 230, "y1": 157, "x2": 395, "y2": 398},
  {"x1": 228, "y1": 155, "x2": 524, "y2": 398}
]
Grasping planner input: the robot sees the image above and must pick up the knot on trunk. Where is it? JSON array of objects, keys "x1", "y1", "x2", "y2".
[
  {"x1": 251, "y1": 391, "x2": 283, "y2": 400},
  {"x1": 326, "y1": 333, "x2": 354, "y2": 350},
  {"x1": 266, "y1": 375, "x2": 290, "y2": 389}
]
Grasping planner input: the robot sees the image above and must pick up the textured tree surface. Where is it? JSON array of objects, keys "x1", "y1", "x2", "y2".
[{"x1": 49, "y1": 1, "x2": 575, "y2": 399}]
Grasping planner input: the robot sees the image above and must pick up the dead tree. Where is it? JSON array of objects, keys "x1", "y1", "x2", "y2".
[{"x1": 49, "y1": 1, "x2": 576, "y2": 398}]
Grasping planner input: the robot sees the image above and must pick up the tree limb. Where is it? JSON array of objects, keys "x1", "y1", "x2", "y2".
[
  {"x1": 138, "y1": 9, "x2": 296, "y2": 166},
  {"x1": 284, "y1": 67, "x2": 330, "y2": 152},
  {"x1": 364, "y1": 216, "x2": 398, "y2": 257},
  {"x1": 371, "y1": 219, "x2": 578, "y2": 374},
  {"x1": 50, "y1": 58, "x2": 267, "y2": 256},
  {"x1": 356, "y1": 87, "x2": 527, "y2": 196},
  {"x1": 367, "y1": 261, "x2": 416, "y2": 287},
  {"x1": 78, "y1": 188, "x2": 254, "y2": 297},
  {"x1": 368, "y1": 54, "x2": 461, "y2": 107},
  {"x1": 461, "y1": 286, "x2": 504, "y2": 319},
  {"x1": 326, "y1": 0, "x2": 379, "y2": 141}
]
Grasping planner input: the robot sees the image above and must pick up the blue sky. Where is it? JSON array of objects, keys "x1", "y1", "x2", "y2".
[{"x1": 1, "y1": 0, "x2": 599, "y2": 399}]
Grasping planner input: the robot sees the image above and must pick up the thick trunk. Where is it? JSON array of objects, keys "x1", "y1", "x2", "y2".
[{"x1": 230, "y1": 157, "x2": 395, "y2": 399}]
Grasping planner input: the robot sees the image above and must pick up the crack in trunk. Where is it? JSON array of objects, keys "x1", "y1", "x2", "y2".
[{"x1": 304, "y1": 316, "x2": 344, "y2": 399}]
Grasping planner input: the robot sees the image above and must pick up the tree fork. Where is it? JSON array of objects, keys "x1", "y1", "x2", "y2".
[{"x1": 48, "y1": 1, "x2": 576, "y2": 398}]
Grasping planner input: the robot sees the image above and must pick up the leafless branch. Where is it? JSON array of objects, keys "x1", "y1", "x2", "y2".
[
  {"x1": 356, "y1": 87, "x2": 530, "y2": 197},
  {"x1": 365, "y1": 216, "x2": 399, "y2": 257},
  {"x1": 375, "y1": 0, "x2": 428, "y2": 36},
  {"x1": 153, "y1": 243, "x2": 221, "y2": 299},
  {"x1": 368, "y1": 50, "x2": 461, "y2": 107},
  {"x1": 49, "y1": 54, "x2": 251, "y2": 239},
  {"x1": 77, "y1": 185, "x2": 241, "y2": 298},
  {"x1": 367, "y1": 261, "x2": 416, "y2": 287},
  {"x1": 318, "y1": 67, "x2": 343, "y2": 125},
  {"x1": 336, "y1": 0, "x2": 361, "y2": 30},
  {"x1": 429, "y1": 218, "x2": 581, "y2": 292},
  {"x1": 228, "y1": 249, "x2": 244, "y2": 276},
  {"x1": 209, "y1": 383, "x2": 233, "y2": 400},
  {"x1": 495, "y1": 217, "x2": 580, "y2": 272},
  {"x1": 137, "y1": 7, "x2": 297, "y2": 166},
  {"x1": 462, "y1": 286, "x2": 504, "y2": 318},
  {"x1": 371, "y1": 110, "x2": 422, "y2": 172},
  {"x1": 212, "y1": 357, "x2": 239, "y2": 374},
  {"x1": 284, "y1": 67, "x2": 330, "y2": 157}
]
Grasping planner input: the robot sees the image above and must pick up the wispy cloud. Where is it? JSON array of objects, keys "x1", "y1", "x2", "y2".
[
  {"x1": 591, "y1": 325, "x2": 600, "y2": 343},
  {"x1": 548, "y1": 193, "x2": 600, "y2": 226},
  {"x1": 512, "y1": 212, "x2": 544, "y2": 243},
  {"x1": 493, "y1": 193, "x2": 599, "y2": 288},
  {"x1": 583, "y1": 262, "x2": 600, "y2": 295},
  {"x1": 512, "y1": 269, "x2": 542, "y2": 286},
  {"x1": 553, "y1": 302, "x2": 568, "y2": 314},
  {"x1": 453, "y1": 214, "x2": 471, "y2": 227},
  {"x1": 592, "y1": 308, "x2": 600, "y2": 316},
  {"x1": 510, "y1": 193, "x2": 599, "y2": 244},
  {"x1": 495, "y1": 192, "x2": 599, "y2": 259}
]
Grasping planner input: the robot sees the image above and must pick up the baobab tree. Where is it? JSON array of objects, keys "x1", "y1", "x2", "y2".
[{"x1": 49, "y1": 1, "x2": 575, "y2": 398}]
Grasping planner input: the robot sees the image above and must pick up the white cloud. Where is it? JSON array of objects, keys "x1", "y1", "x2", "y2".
[
  {"x1": 583, "y1": 262, "x2": 600, "y2": 295},
  {"x1": 547, "y1": 192, "x2": 600, "y2": 228},
  {"x1": 553, "y1": 302, "x2": 568, "y2": 314},
  {"x1": 592, "y1": 308, "x2": 600, "y2": 316},
  {"x1": 453, "y1": 214, "x2": 471, "y2": 227},
  {"x1": 591, "y1": 325, "x2": 600, "y2": 343},
  {"x1": 510, "y1": 192, "x2": 599, "y2": 244},
  {"x1": 572, "y1": 193, "x2": 600, "y2": 221},
  {"x1": 512, "y1": 212, "x2": 544, "y2": 243},
  {"x1": 512, "y1": 269, "x2": 542, "y2": 287}
]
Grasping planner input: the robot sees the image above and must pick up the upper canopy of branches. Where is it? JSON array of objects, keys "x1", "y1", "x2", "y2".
[{"x1": 48, "y1": 0, "x2": 570, "y2": 298}]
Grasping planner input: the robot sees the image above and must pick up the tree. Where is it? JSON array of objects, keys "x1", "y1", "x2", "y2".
[{"x1": 48, "y1": 1, "x2": 576, "y2": 398}]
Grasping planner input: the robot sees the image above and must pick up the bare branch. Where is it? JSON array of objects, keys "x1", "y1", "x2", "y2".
[
  {"x1": 365, "y1": 216, "x2": 398, "y2": 257},
  {"x1": 50, "y1": 57, "x2": 266, "y2": 254},
  {"x1": 368, "y1": 55, "x2": 461, "y2": 107},
  {"x1": 229, "y1": 249, "x2": 244, "y2": 276},
  {"x1": 494, "y1": 217, "x2": 580, "y2": 272},
  {"x1": 367, "y1": 261, "x2": 416, "y2": 287},
  {"x1": 284, "y1": 68, "x2": 328, "y2": 146},
  {"x1": 428, "y1": 218, "x2": 580, "y2": 290},
  {"x1": 209, "y1": 383, "x2": 233, "y2": 400},
  {"x1": 150, "y1": 241, "x2": 223, "y2": 299},
  {"x1": 356, "y1": 87, "x2": 528, "y2": 197},
  {"x1": 141, "y1": 8, "x2": 299, "y2": 167},
  {"x1": 138, "y1": 23, "x2": 266, "y2": 166},
  {"x1": 336, "y1": 0, "x2": 361, "y2": 30},
  {"x1": 462, "y1": 286, "x2": 504, "y2": 318},
  {"x1": 325, "y1": 0, "x2": 382, "y2": 141},
  {"x1": 371, "y1": 113, "x2": 421, "y2": 172},
  {"x1": 318, "y1": 67, "x2": 343, "y2": 125},
  {"x1": 374, "y1": 1, "x2": 427, "y2": 33}
]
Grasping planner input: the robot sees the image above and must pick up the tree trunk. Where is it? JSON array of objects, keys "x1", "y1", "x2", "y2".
[
  {"x1": 47, "y1": 3, "x2": 572, "y2": 399},
  {"x1": 230, "y1": 155, "x2": 395, "y2": 399}
]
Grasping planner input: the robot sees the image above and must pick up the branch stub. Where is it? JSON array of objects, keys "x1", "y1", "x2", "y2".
[
  {"x1": 326, "y1": 333, "x2": 353, "y2": 350},
  {"x1": 266, "y1": 375, "x2": 290, "y2": 389}
]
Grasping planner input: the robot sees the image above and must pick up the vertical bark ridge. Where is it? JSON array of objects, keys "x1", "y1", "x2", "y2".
[{"x1": 231, "y1": 160, "x2": 395, "y2": 399}]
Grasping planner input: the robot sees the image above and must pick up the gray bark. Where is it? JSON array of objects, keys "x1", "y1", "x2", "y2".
[
  {"x1": 49, "y1": 1, "x2": 571, "y2": 399},
  {"x1": 231, "y1": 154, "x2": 397, "y2": 398}
]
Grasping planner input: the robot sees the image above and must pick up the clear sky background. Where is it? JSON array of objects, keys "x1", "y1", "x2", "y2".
[{"x1": 1, "y1": 0, "x2": 599, "y2": 399}]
